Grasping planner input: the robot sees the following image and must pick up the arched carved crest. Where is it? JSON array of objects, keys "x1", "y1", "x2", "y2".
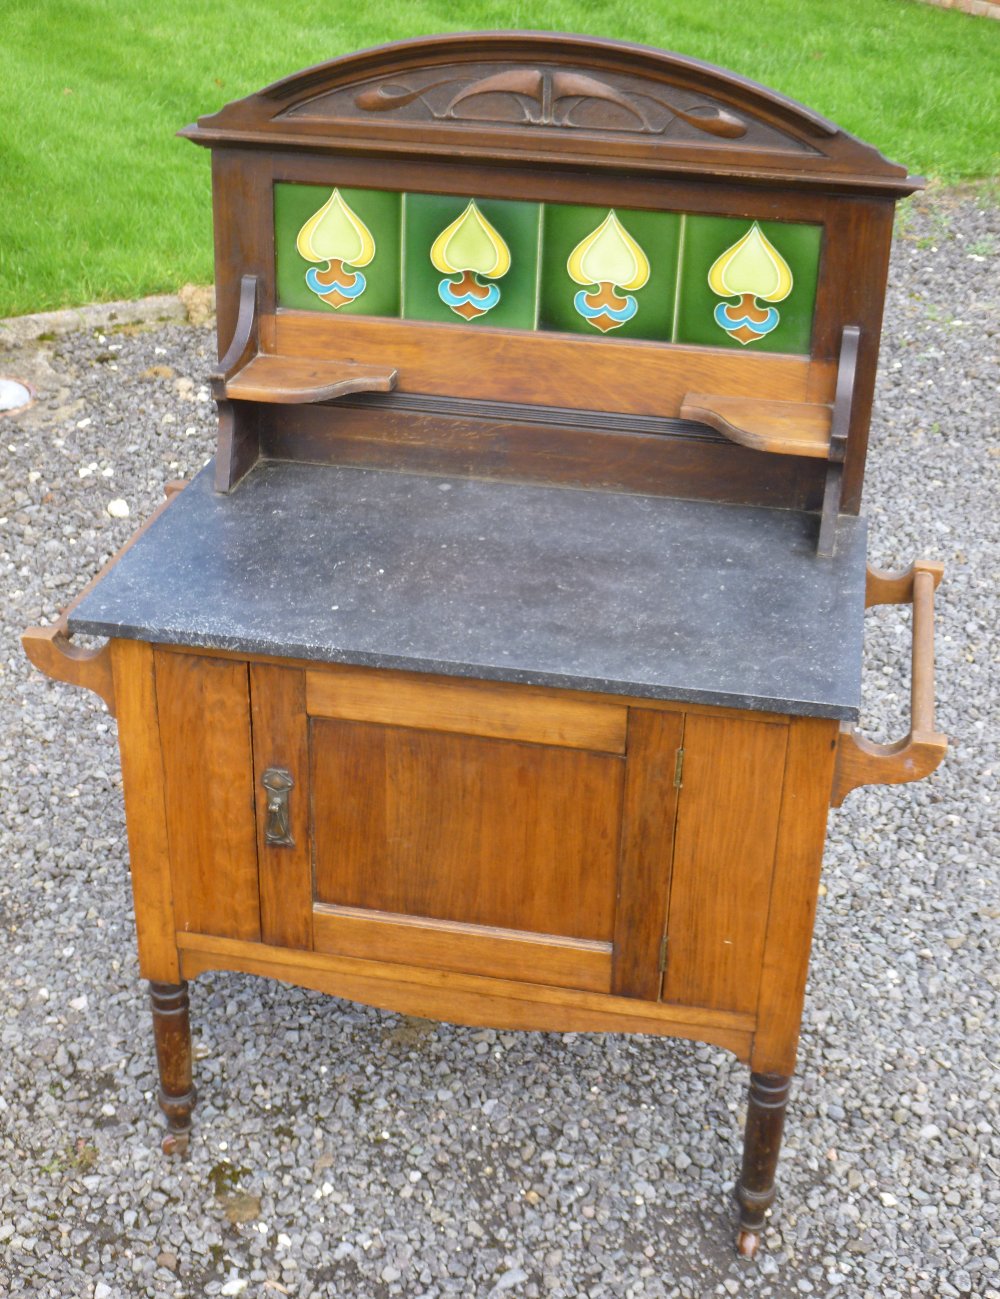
[
  {"x1": 182, "y1": 33, "x2": 917, "y2": 196},
  {"x1": 337, "y1": 65, "x2": 753, "y2": 140}
]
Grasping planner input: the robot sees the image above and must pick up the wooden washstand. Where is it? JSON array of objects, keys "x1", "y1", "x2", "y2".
[{"x1": 24, "y1": 34, "x2": 946, "y2": 1258}]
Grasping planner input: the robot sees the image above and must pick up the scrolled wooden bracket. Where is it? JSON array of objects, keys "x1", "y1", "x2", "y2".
[
  {"x1": 22, "y1": 624, "x2": 116, "y2": 715},
  {"x1": 210, "y1": 271, "x2": 399, "y2": 405},
  {"x1": 21, "y1": 479, "x2": 190, "y2": 717},
  {"x1": 209, "y1": 273, "x2": 260, "y2": 396},
  {"x1": 211, "y1": 275, "x2": 262, "y2": 493},
  {"x1": 831, "y1": 560, "x2": 947, "y2": 806},
  {"x1": 678, "y1": 324, "x2": 862, "y2": 559},
  {"x1": 209, "y1": 272, "x2": 397, "y2": 493}
]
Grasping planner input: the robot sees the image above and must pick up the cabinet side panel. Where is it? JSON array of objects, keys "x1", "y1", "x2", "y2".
[
  {"x1": 250, "y1": 664, "x2": 313, "y2": 950},
  {"x1": 154, "y1": 651, "x2": 260, "y2": 940},
  {"x1": 751, "y1": 715, "x2": 838, "y2": 1074},
  {"x1": 112, "y1": 639, "x2": 179, "y2": 981},
  {"x1": 612, "y1": 708, "x2": 684, "y2": 1000},
  {"x1": 663, "y1": 714, "x2": 788, "y2": 1014}
]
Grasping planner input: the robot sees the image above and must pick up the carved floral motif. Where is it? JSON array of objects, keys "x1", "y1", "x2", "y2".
[{"x1": 353, "y1": 67, "x2": 747, "y2": 138}]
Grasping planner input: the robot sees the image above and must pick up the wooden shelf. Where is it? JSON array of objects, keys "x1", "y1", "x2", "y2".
[
  {"x1": 225, "y1": 354, "x2": 397, "y2": 405},
  {"x1": 680, "y1": 393, "x2": 832, "y2": 459}
]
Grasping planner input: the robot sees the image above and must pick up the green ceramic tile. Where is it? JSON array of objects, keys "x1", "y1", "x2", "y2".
[
  {"x1": 674, "y1": 215, "x2": 821, "y2": 354},
  {"x1": 402, "y1": 194, "x2": 541, "y2": 330},
  {"x1": 274, "y1": 182, "x2": 401, "y2": 317},
  {"x1": 539, "y1": 204, "x2": 681, "y2": 342}
]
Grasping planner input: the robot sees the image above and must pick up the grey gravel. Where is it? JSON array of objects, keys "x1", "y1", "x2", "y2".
[{"x1": 1, "y1": 188, "x2": 998, "y2": 1298}]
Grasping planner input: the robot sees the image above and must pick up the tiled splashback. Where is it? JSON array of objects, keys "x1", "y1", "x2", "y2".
[{"x1": 274, "y1": 183, "x2": 822, "y2": 355}]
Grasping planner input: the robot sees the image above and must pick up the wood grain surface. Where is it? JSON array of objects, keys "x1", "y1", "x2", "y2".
[
  {"x1": 310, "y1": 718, "x2": 624, "y2": 941},
  {"x1": 273, "y1": 313, "x2": 834, "y2": 417},
  {"x1": 112, "y1": 639, "x2": 179, "y2": 982},
  {"x1": 178, "y1": 932, "x2": 754, "y2": 1059},
  {"x1": 611, "y1": 708, "x2": 684, "y2": 1000},
  {"x1": 314, "y1": 906, "x2": 612, "y2": 993},
  {"x1": 154, "y1": 651, "x2": 260, "y2": 941},
  {"x1": 250, "y1": 663, "x2": 313, "y2": 950},
  {"x1": 663, "y1": 714, "x2": 788, "y2": 1013},
  {"x1": 752, "y1": 716, "x2": 838, "y2": 1073},
  {"x1": 306, "y1": 666, "x2": 627, "y2": 752}
]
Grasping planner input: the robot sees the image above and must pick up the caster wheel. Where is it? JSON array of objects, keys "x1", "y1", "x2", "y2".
[
  {"x1": 736, "y1": 1228, "x2": 760, "y2": 1260},
  {"x1": 162, "y1": 1131, "x2": 190, "y2": 1157}
]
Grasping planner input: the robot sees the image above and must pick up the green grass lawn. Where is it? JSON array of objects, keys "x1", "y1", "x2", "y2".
[{"x1": 2, "y1": 0, "x2": 997, "y2": 317}]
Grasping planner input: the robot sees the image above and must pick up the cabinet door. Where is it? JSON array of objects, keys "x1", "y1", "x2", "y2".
[{"x1": 250, "y1": 665, "x2": 683, "y2": 997}]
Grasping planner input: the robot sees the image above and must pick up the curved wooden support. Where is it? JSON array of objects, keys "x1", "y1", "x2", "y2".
[
  {"x1": 827, "y1": 325, "x2": 860, "y2": 466},
  {"x1": 207, "y1": 275, "x2": 397, "y2": 491},
  {"x1": 177, "y1": 932, "x2": 754, "y2": 1062},
  {"x1": 831, "y1": 560, "x2": 947, "y2": 806},
  {"x1": 22, "y1": 625, "x2": 115, "y2": 715},
  {"x1": 210, "y1": 273, "x2": 259, "y2": 390},
  {"x1": 679, "y1": 327, "x2": 862, "y2": 558},
  {"x1": 831, "y1": 729, "x2": 946, "y2": 807},
  {"x1": 21, "y1": 479, "x2": 189, "y2": 715},
  {"x1": 209, "y1": 275, "x2": 397, "y2": 406}
]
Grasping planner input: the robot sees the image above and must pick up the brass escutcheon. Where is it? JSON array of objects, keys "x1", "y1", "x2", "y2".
[{"x1": 261, "y1": 767, "x2": 294, "y2": 847}]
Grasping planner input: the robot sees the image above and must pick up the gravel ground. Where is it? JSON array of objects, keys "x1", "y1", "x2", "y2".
[{"x1": 1, "y1": 189, "x2": 997, "y2": 1299}]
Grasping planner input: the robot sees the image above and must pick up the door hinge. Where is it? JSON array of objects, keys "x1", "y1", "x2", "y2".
[
  {"x1": 673, "y1": 747, "x2": 685, "y2": 788},
  {"x1": 658, "y1": 933, "x2": 669, "y2": 972}
]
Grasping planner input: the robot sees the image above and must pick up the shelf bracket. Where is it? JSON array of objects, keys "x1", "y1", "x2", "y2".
[
  {"x1": 816, "y1": 324, "x2": 860, "y2": 559},
  {"x1": 208, "y1": 273, "x2": 398, "y2": 494}
]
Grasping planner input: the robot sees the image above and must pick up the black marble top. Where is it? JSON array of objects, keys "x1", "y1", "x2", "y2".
[{"x1": 69, "y1": 460, "x2": 868, "y2": 719}]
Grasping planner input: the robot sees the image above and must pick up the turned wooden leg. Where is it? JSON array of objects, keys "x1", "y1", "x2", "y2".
[
  {"x1": 735, "y1": 1072, "x2": 791, "y2": 1259},
  {"x1": 149, "y1": 981, "x2": 197, "y2": 1156}
]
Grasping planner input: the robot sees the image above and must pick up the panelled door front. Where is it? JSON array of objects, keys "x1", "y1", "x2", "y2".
[{"x1": 248, "y1": 664, "x2": 683, "y2": 998}]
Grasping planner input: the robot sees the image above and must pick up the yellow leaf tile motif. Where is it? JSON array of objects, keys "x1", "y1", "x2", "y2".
[
  {"x1": 431, "y1": 201, "x2": 510, "y2": 320},
  {"x1": 567, "y1": 211, "x2": 650, "y2": 333},
  {"x1": 297, "y1": 189, "x2": 376, "y2": 309},
  {"x1": 708, "y1": 223, "x2": 793, "y2": 345}
]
